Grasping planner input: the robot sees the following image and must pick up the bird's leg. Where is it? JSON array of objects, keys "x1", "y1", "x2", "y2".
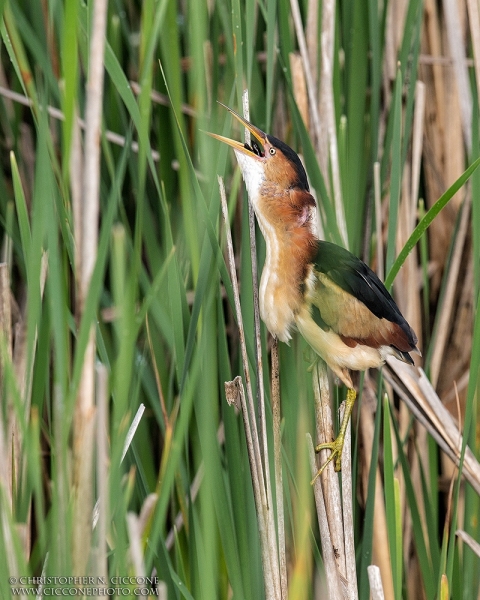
[{"x1": 311, "y1": 387, "x2": 356, "y2": 483}]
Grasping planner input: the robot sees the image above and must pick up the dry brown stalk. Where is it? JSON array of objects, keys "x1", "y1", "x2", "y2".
[
  {"x1": 411, "y1": 82, "x2": 426, "y2": 230},
  {"x1": 94, "y1": 363, "x2": 109, "y2": 580},
  {"x1": 289, "y1": 0, "x2": 324, "y2": 168},
  {"x1": 435, "y1": 236, "x2": 473, "y2": 413},
  {"x1": 374, "y1": 162, "x2": 384, "y2": 280},
  {"x1": 340, "y1": 402, "x2": 358, "y2": 599},
  {"x1": 439, "y1": 251, "x2": 474, "y2": 413},
  {"x1": 126, "y1": 512, "x2": 145, "y2": 576},
  {"x1": 308, "y1": 434, "x2": 345, "y2": 600},
  {"x1": 306, "y1": 0, "x2": 319, "y2": 90},
  {"x1": 442, "y1": 0, "x2": 472, "y2": 152},
  {"x1": 72, "y1": 0, "x2": 109, "y2": 575},
  {"x1": 310, "y1": 361, "x2": 358, "y2": 598},
  {"x1": 313, "y1": 363, "x2": 346, "y2": 574},
  {"x1": 319, "y1": 0, "x2": 348, "y2": 248},
  {"x1": 420, "y1": 0, "x2": 465, "y2": 302},
  {"x1": 367, "y1": 565, "x2": 386, "y2": 600},
  {"x1": 289, "y1": 53, "x2": 309, "y2": 130},
  {"x1": 456, "y1": 529, "x2": 480, "y2": 558},
  {"x1": 429, "y1": 195, "x2": 471, "y2": 389}
]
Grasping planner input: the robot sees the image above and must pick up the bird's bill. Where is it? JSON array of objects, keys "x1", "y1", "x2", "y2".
[{"x1": 207, "y1": 103, "x2": 267, "y2": 159}]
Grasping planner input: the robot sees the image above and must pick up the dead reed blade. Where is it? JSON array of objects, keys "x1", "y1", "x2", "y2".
[{"x1": 384, "y1": 359, "x2": 480, "y2": 495}]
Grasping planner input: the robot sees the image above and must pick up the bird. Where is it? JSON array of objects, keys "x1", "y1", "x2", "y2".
[{"x1": 209, "y1": 104, "x2": 420, "y2": 479}]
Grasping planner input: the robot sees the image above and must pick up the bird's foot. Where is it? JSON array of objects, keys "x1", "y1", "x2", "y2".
[
  {"x1": 311, "y1": 434, "x2": 346, "y2": 484},
  {"x1": 310, "y1": 388, "x2": 357, "y2": 485}
]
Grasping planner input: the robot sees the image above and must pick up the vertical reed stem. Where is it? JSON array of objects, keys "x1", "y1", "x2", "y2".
[{"x1": 73, "y1": 0, "x2": 108, "y2": 575}]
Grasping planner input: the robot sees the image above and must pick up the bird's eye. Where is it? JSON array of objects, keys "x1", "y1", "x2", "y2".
[{"x1": 269, "y1": 147, "x2": 276, "y2": 155}]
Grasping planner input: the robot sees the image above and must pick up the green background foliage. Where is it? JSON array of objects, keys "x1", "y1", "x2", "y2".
[{"x1": 0, "y1": 0, "x2": 479, "y2": 598}]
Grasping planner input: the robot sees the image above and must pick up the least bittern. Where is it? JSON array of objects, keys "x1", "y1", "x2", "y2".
[{"x1": 210, "y1": 105, "x2": 419, "y2": 478}]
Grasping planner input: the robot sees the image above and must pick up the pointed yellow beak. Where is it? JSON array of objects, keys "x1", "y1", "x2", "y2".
[{"x1": 206, "y1": 102, "x2": 267, "y2": 159}]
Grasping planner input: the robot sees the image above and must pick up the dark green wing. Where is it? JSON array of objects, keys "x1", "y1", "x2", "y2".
[{"x1": 314, "y1": 241, "x2": 417, "y2": 347}]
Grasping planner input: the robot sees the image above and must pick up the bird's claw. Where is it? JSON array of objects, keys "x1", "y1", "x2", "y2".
[{"x1": 310, "y1": 437, "x2": 345, "y2": 484}]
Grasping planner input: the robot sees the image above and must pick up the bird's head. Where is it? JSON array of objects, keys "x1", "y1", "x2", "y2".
[{"x1": 208, "y1": 104, "x2": 310, "y2": 208}]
